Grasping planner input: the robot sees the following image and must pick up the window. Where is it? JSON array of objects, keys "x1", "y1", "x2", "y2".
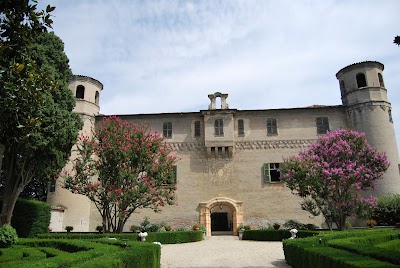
[
  {"x1": 194, "y1": 121, "x2": 201, "y2": 137},
  {"x1": 95, "y1": 91, "x2": 100, "y2": 105},
  {"x1": 340, "y1": 80, "x2": 345, "y2": 95},
  {"x1": 316, "y1": 117, "x2": 329, "y2": 134},
  {"x1": 49, "y1": 179, "x2": 56, "y2": 193},
  {"x1": 378, "y1": 73, "x2": 384, "y2": 87},
  {"x1": 263, "y1": 163, "x2": 282, "y2": 183},
  {"x1": 389, "y1": 109, "x2": 393, "y2": 123},
  {"x1": 76, "y1": 85, "x2": 85, "y2": 99},
  {"x1": 214, "y1": 119, "x2": 224, "y2": 136},
  {"x1": 238, "y1": 119, "x2": 244, "y2": 136},
  {"x1": 163, "y1": 122, "x2": 172, "y2": 138},
  {"x1": 356, "y1": 73, "x2": 367, "y2": 88},
  {"x1": 266, "y1": 118, "x2": 277, "y2": 135}
]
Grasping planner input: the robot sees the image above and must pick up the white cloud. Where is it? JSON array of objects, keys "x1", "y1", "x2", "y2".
[{"x1": 43, "y1": 0, "x2": 400, "y2": 148}]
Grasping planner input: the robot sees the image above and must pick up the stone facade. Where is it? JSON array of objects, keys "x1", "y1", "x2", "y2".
[{"x1": 47, "y1": 61, "x2": 400, "y2": 235}]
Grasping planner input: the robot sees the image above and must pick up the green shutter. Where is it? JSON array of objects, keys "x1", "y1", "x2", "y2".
[
  {"x1": 278, "y1": 163, "x2": 285, "y2": 180},
  {"x1": 263, "y1": 163, "x2": 270, "y2": 183}
]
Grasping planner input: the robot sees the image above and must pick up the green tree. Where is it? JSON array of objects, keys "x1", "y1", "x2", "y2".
[
  {"x1": 394, "y1": 36, "x2": 400, "y2": 46},
  {"x1": 281, "y1": 129, "x2": 389, "y2": 230},
  {"x1": 17, "y1": 31, "x2": 78, "y2": 202},
  {"x1": 0, "y1": 1, "x2": 82, "y2": 225},
  {"x1": 62, "y1": 117, "x2": 177, "y2": 233}
]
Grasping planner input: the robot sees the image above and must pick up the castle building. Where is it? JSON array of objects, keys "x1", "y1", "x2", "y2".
[{"x1": 47, "y1": 61, "x2": 400, "y2": 235}]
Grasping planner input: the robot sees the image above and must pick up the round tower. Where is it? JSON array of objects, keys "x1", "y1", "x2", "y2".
[
  {"x1": 336, "y1": 61, "x2": 400, "y2": 195},
  {"x1": 47, "y1": 75, "x2": 103, "y2": 232}
]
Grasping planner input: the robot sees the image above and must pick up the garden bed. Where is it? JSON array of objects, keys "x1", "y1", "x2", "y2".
[
  {"x1": 283, "y1": 228, "x2": 400, "y2": 268},
  {"x1": 0, "y1": 238, "x2": 160, "y2": 268}
]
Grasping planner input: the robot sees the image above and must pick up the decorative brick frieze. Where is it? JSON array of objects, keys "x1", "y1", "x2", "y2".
[
  {"x1": 167, "y1": 139, "x2": 315, "y2": 151},
  {"x1": 235, "y1": 139, "x2": 315, "y2": 150}
]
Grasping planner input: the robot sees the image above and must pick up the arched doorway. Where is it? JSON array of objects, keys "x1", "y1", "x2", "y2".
[
  {"x1": 199, "y1": 197, "x2": 243, "y2": 236},
  {"x1": 211, "y1": 204, "x2": 232, "y2": 234}
]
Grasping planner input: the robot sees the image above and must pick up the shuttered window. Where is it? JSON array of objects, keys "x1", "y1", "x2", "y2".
[
  {"x1": 263, "y1": 163, "x2": 282, "y2": 183},
  {"x1": 316, "y1": 117, "x2": 329, "y2": 134},
  {"x1": 267, "y1": 118, "x2": 277, "y2": 135},
  {"x1": 194, "y1": 121, "x2": 201, "y2": 137},
  {"x1": 163, "y1": 122, "x2": 172, "y2": 138},
  {"x1": 238, "y1": 119, "x2": 244, "y2": 136},
  {"x1": 214, "y1": 119, "x2": 224, "y2": 136}
]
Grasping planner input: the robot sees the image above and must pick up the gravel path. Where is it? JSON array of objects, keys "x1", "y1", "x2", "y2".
[{"x1": 160, "y1": 236, "x2": 291, "y2": 268}]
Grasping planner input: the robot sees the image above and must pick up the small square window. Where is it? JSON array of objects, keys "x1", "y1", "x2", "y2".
[
  {"x1": 316, "y1": 117, "x2": 329, "y2": 134},
  {"x1": 163, "y1": 122, "x2": 172, "y2": 138},
  {"x1": 267, "y1": 118, "x2": 278, "y2": 135}
]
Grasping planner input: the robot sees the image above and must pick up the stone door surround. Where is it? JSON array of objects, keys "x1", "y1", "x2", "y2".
[{"x1": 199, "y1": 197, "x2": 243, "y2": 236}]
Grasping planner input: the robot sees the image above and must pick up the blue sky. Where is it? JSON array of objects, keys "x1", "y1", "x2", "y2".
[{"x1": 43, "y1": 0, "x2": 400, "y2": 144}]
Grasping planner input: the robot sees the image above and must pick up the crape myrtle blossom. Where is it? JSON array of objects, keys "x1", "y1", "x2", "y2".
[
  {"x1": 281, "y1": 129, "x2": 389, "y2": 230},
  {"x1": 62, "y1": 116, "x2": 177, "y2": 233}
]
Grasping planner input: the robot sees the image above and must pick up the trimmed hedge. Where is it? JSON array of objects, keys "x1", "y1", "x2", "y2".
[
  {"x1": 146, "y1": 231, "x2": 203, "y2": 243},
  {"x1": 327, "y1": 232, "x2": 400, "y2": 265},
  {"x1": 37, "y1": 230, "x2": 203, "y2": 244},
  {"x1": 283, "y1": 229, "x2": 400, "y2": 268},
  {"x1": 372, "y1": 193, "x2": 400, "y2": 225},
  {"x1": 0, "y1": 238, "x2": 160, "y2": 268},
  {"x1": 11, "y1": 199, "x2": 51, "y2": 238},
  {"x1": 0, "y1": 224, "x2": 18, "y2": 248},
  {"x1": 242, "y1": 229, "x2": 319, "y2": 241}
]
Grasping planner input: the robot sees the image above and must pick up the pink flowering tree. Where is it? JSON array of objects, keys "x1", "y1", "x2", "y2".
[
  {"x1": 281, "y1": 129, "x2": 389, "y2": 230},
  {"x1": 62, "y1": 116, "x2": 177, "y2": 233}
]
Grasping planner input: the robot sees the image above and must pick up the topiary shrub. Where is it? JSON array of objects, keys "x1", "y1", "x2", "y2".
[
  {"x1": 11, "y1": 198, "x2": 51, "y2": 237},
  {"x1": 130, "y1": 225, "x2": 139, "y2": 233},
  {"x1": 283, "y1": 219, "x2": 306, "y2": 230},
  {"x1": 0, "y1": 224, "x2": 18, "y2": 248},
  {"x1": 372, "y1": 193, "x2": 400, "y2": 226},
  {"x1": 273, "y1": 223, "x2": 281, "y2": 230},
  {"x1": 65, "y1": 226, "x2": 73, "y2": 233}
]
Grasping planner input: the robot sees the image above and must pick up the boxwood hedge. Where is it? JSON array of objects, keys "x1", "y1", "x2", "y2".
[
  {"x1": 37, "y1": 230, "x2": 203, "y2": 244},
  {"x1": 283, "y1": 229, "x2": 400, "y2": 268},
  {"x1": 11, "y1": 199, "x2": 51, "y2": 238},
  {"x1": 0, "y1": 238, "x2": 160, "y2": 268},
  {"x1": 242, "y1": 229, "x2": 319, "y2": 241}
]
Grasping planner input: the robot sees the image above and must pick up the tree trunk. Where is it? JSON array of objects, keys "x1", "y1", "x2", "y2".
[
  {"x1": 116, "y1": 218, "x2": 125, "y2": 233},
  {"x1": 0, "y1": 144, "x2": 5, "y2": 173},
  {"x1": 338, "y1": 216, "x2": 346, "y2": 231},
  {"x1": 0, "y1": 147, "x2": 23, "y2": 226}
]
